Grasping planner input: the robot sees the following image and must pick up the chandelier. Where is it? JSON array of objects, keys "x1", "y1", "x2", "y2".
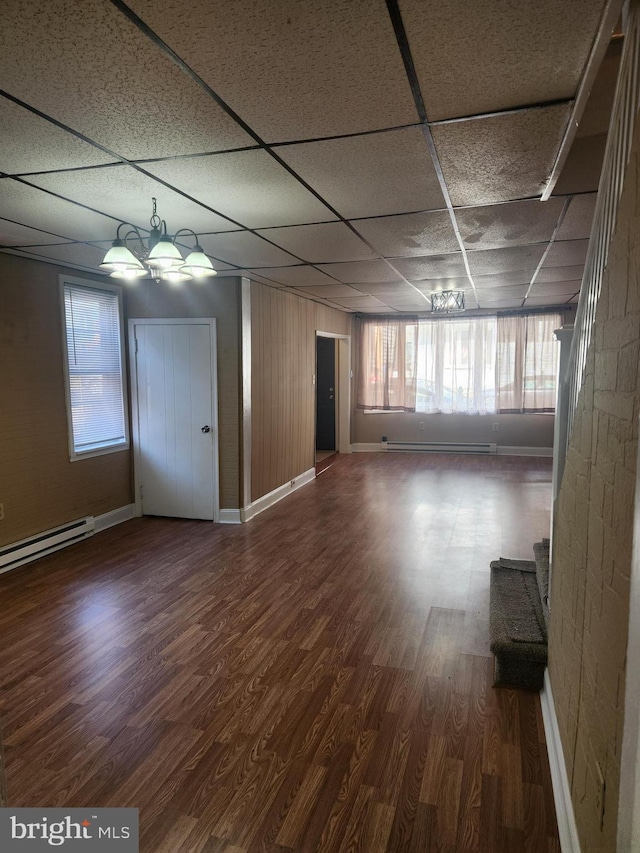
[
  {"x1": 431, "y1": 290, "x2": 465, "y2": 312},
  {"x1": 99, "y1": 198, "x2": 217, "y2": 283}
]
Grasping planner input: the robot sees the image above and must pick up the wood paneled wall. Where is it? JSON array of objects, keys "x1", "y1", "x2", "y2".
[
  {"x1": 0, "y1": 255, "x2": 132, "y2": 546},
  {"x1": 250, "y1": 284, "x2": 351, "y2": 502}
]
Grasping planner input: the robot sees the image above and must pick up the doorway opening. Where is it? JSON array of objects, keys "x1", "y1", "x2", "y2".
[{"x1": 315, "y1": 332, "x2": 351, "y2": 473}]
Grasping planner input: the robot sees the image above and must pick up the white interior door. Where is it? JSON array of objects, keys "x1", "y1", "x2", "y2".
[{"x1": 132, "y1": 320, "x2": 218, "y2": 520}]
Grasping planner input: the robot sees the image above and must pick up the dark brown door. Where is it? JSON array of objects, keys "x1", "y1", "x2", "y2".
[{"x1": 316, "y1": 337, "x2": 336, "y2": 451}]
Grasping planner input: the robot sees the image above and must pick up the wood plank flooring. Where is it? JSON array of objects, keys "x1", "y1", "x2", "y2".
[{"x1": 0, "y1": 453, "x2": 559, "y2": 852}]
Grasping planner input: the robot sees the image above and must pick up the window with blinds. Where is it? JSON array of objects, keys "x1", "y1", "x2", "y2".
[{"x1": 61, "y1": 279, "x2": 129, "y2": 459}]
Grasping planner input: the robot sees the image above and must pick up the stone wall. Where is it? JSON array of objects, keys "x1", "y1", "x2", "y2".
[{"x1": 549, "y1": 118, "x2": 640, "y2": 851}]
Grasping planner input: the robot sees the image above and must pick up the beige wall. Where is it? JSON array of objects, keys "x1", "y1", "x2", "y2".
[
  {"x1": 354, "y1": 410, "x2": 554, "y2": 447},
  {"x1": 0, "y1": 261, "x2": 350, "y2": 532},
  {"x1": 549, "y1": 122, "x2": 640, "y2": 851},
  {"x1": 125, "y1": 276, "x2": 241, "y2": 510},
  {"x1": 250, "y1": 283, "x2": 351, "y2": 502},
  {"x1": 0, "y1": 254, "x2": 132, "y2": 546}
]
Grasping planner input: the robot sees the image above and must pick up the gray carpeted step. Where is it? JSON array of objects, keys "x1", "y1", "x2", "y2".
[{"x1": 489, "y1": 540, "x2": 549, "y2": 691}]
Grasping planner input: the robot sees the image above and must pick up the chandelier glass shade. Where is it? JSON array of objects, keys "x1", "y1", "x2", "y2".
[
  {"x1": 99, "y1": 198, "x2": 217, "y2": 283},
  {"x1": 431, "y1": 290, "x2": 465, "y2": 312}
]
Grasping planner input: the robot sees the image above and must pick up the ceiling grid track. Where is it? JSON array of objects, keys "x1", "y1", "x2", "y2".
[
  {"x1": 101, "y1": 0, "x2": 436, "y2": 306},
  {"x1": 0, "y1": 0, "x2": 616, "y2": 313},
  {"x1": 522, "y1": 197, "x2": 573, "y2": 304},
  {"x1": 384, "y1": 0, "x2": 479, "y2": 305}
]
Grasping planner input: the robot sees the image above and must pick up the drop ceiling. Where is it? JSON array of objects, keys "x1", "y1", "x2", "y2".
[{"x1": 0, "y1": 0, "x2": 622, "y2": 314}]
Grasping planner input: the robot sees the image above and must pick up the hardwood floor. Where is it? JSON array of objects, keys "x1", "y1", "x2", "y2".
[{"x1": 0, "y1": 453, "x2": 559, "y2": 852}]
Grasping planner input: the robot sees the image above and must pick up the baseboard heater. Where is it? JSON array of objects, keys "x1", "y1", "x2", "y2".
[
  {"x1": 383, "y1": 440, "x2": 497, "y2": 454},
  {"x1": 0, "y1": 516, "x2": 95, "y2": 575}
]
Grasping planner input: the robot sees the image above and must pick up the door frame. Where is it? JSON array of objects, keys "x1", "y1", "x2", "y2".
[
  {"x1": 128, "y1": 317, "x2": 220, "y2": 523},
  {"x1": 315, "y1": 331, "x2": 351, "y2": 455}
]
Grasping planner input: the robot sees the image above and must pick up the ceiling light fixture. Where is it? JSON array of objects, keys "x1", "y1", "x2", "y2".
[
  {"x1": 99, "y1": 197, "x2": 217, "y2": 283},
  {"x1": 431, "y1": 290, "x2": 465, "y2": 312}
]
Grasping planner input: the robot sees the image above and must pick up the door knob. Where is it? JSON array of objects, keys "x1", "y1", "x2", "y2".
[
  {"x1": 201, "y1": 425, "x2": 211, "y2": 433},
  {"x1": 329, "y1": 395, "x2": 334, "y2": 400}
]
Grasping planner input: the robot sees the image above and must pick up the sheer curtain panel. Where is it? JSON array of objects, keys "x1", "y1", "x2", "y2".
[
  {"x1": 496, "y1": 313, "x2": 561, "y2": 412},
  {"x1": 357, "y1": 312, "x2": 562, "y2": 415},
  {"x1": 415, "y1": 317, "x2": 497, "y2": 414},
  {"x1": 356, "y1": 318, "x2": 417, "y2": 410}
]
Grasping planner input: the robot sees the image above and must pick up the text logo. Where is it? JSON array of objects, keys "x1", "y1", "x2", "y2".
[{"x1": 0, "y1": 809, "x2": 138, "y2": 851}]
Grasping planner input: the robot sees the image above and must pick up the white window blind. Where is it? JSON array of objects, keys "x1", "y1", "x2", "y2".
[{"x1": 63, "y1": 282, "x2": 128, "y2": 456}]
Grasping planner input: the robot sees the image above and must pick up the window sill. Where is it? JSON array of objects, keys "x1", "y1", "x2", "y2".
[{"x1": 70, "y1": 441, "x2": 130, "y2": 462}]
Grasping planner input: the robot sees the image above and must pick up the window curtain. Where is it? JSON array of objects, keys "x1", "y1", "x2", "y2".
[
  {"x1": 414, "y1": 317, "x2": 497, "y2": 414},
  {"x1": 357, "y1": 312, "x2": 562, "y2": 414},
  {"x1": 496, "y1": 313, "x2": 561, "y2": 412},
  {"x1": 356, "y1": 318, "x2": 418, "y2": 410}
]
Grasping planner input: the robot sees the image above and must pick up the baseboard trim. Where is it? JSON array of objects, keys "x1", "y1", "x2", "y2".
[
  {"x1": 218, "y1": 509, "x2": 242, "y2": 524},
  {"x1": 351, "y1": 443, "x2": 552, "y2": 456},
  {"x1": 94, "y1": 504, "x2": 136, "y2": 533},
  {"x1": 541, "y1": 670, "x2": 581, "y2": 853},
  {"x1": 497, "y1": 445, "x2": 553, "y2": 457},
  {"x1": 241, "y1": 468, "x2": 316, "y2": 522}
]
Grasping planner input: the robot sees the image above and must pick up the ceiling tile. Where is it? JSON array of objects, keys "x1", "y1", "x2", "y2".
[
  {"x1": 278, "y1": 128, "x2": 446, "y2": 219},
  {"x1": 553, "y1": 135, "x2": 606, "y2": 195},
  {"x1": 126, "y1": 0, "x2": 417, "y2": 141},
  {"x1": 293, "y1": 284, "x2": 367, "y2": 298},
  {"x1": 21, "y1": 241, "x2": 106, "y2": 268},
  {"x1": 525, "y1": 295, "x2": 573, "y2": 306},
  {"x1": 400, "y1": 0, "x2": 606, "y2": 120},
  {"x1": 326, "y1": 295, "x2": 389, "y2": 310},
  {"x1": 350, "y1": 210, "x2": 458, "y2": 257},
  {"x1": 248, "y1": 266, "x2": 339, "y2": 287},
  {"x1": 478, "y1": 296, "x2": 522, "y2": 311},
  {"x1": 577, "y1": 40, "x2": 622, "y2": 139},
  {"x1": 0, "y1": 98, "x2": 115, "y2": 175},
  {"x1": 432, "y1": 104, "x2": 571, "y2": 206},
  {"x1": 1, "y1": 246, "x2": 101, "y2": 273},
  {"x1": 462, "y1": 292, "x2": 479, "y2": 310},
  {"x1": 255, "y1": 222, "x2": 375, "y2": 263},
  {"x1": 543, "y1": 239, "x2": 589, "y2": 267},
  {"x1": 456, "y1": 198, "x2": 565, "y2": 250},
  {"x1": 471, "y1": 270, "x2": 536, "y2": 289},
  {"x1": 384, "y1": 298, "x2": 432, "y2": 310},
  {"x1": 475, "y1": 284, "x2": 529, "y2": 300},
  {"x1": 1, "y1": 0, "x2": 253, "y2": 159},
  {"x1": 145, "y1": 151, "x2": 335, "y2": 229},
  {"x1": 26, "y1": 165, "x2": 240, "y2": 236},
  {"x1": 316, "y1": 260, "x2": 404, "y2": 284},
  {"x1": 529, "y1": 280, "x2": 582, "y2": 296},
  {"x1": 412, "y1": 275, "x2": 471, "y2": 292},
  {"x1": 241, "y1": 272, "x2": 292, "y2": 291},
  {"x1": 0, "y1": 218, "x2": 69, "y2": 246},
  {"x1": 391, "y1": 253, "x2": 467, "y2": 281},
  {"x1": 357, "y1": 283, "x2": 424, "y2": 298},
  {"x1": 198, "y1": 232, "x2": 298, "y2": 269},
  {"x1": 467, "y1": 245, "x2": 546, "y2": 276},
  {"x1": 556, "y1": 194, "x2": 597, "y2": 241},
  {"x1": 0, "y1": 179, "x2": 120, "y2": 241},
  {"x1": 535, "y1": 265, "x2": 585, "y2": 283}
]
